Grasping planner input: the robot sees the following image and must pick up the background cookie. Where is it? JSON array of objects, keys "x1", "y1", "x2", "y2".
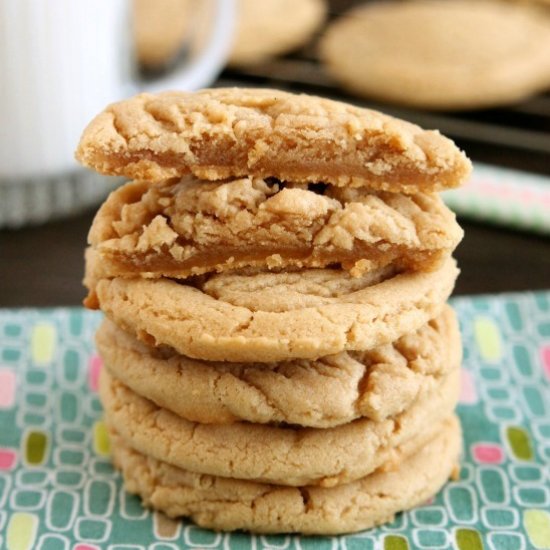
[
  {"x1": 76, "y1": 89, "x2": 471, "y2": 193},
  {"x1": 110, "y1": 415, "x2": 461, "y2": 534},
  {"x1": 133, "y1": 0, "x2": 192, "y2": 68},
  {"x1": 100, "y1": 367, "x2": 459, "y2": 486},
  {"x1": 97, "y1": 306, "x2": 461, "y2": 427},
  {"x1": 91, "y1": 258, "x2": 459, "y2": 362},
  {"x1": 87, "y1": 177, "x2": 463, "y2": 281},
  {"x1": 133, "y1": 0, "x2": 326, "y2": 69},
  {"x1": 229, "y1": 0, "x2": 326, "y2": 66},
  {"x1": 320, "y1": 0, "x2": 550, "y2": 110}
]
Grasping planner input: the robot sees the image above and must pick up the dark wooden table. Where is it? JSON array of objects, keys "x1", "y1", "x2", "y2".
[{"x1": 1, "y1": 205, "x2": 549, "y2": 308}]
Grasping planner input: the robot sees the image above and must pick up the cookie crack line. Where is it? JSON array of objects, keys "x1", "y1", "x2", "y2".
[
  {"x1": 97, "y1": 309, "x2": 460, "y2": 428},
  {"x1": 92, "y1": 257, "x2": 458, "y2": 362},
  {"x1": 109, "y1": 415, "x2": 461, "y2": 534},
  {"x1": 75, "y1": 88, "x2": 471, "y2": 193},
  {"x1": 110, "y1": 112, "x2": 130, "y2": 147},
  {"x1": 99, "y1": 366, "x2": 460, "y2": 487}
]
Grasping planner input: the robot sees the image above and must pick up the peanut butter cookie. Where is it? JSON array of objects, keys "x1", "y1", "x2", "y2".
[
  {"x1": 89, "y1": 257, "x2": 458, "y2": 362},
  {"x1": 99, "y1": 367, "x2": 459, "y2": 486},
  {"x1": 97, "y1": 305, "x2": 460, "y2": 427},
  {"x1": 229, "y1": 0, "x2": 327, "y2": 66},
  {"x1": 110, "y1": 414, "x2": 460, "y2": 534},
  {"x1": 87, "y1": 177, "x2": 463, "y2": 280},
  {"x1": 320, "y1": 0, "x2": 550, "y2": 110},
  {"x1": 133, "y1": 0, "x2": 326, "y2": 69},
  {"x1": 133, "y1": 0, "x2": 192, "y2": 68},
  {"x1": 76, "y1": 88, "x2": 471, "y2": 192}
]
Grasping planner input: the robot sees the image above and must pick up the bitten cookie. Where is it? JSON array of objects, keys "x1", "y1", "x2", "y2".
[
  {"x1": 87, "y1": 177, "x2": 462, "y2": 280},
  {"x1": 100, "y1": 367, "x2": 459, "y2": 486},
  {"x1": 90, "y1": 257, "x2": 459, "y2": 362},
  {"x1": 320, "y1": 0, "x2": 550, "y2": 110},
  {"x1": 110, "y1": 414, "x2": 461, "y2": 534},
  {"x1": 75, "y1": 88, "x2": 471, "y2": 192},
  {"x1": 97, "y1": 305, "x2": 461, "y2": 427}
]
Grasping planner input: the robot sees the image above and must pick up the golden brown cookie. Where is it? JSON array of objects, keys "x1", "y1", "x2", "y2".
[
  {"x1": 99, "y1": 366, "x2": 460, "y2": 486},
  {"x1": 87, "y1": 177, "x2": 463, "y2": 280},
  {"x1": 133, "y1": 0, "x2": 192, "y2": 68},
  {"x1": 320, "y1": 0, "x2": 550, "y2": 110},
  {"x1": 75, "y1": 88, "x2": 471, "y2": 192},
  {"x1": 89, "y1": 257, "x2": 459, "y2": 362},
  {"x1": 133, "y1": 0, "x2": 326, "y2": 69},
  {"x1": 110, "y1": 414, "x2": 461, "y2": 534},
  {"x1": 97, "y1": 305, "x2": 461, "y2": 427},
  {"x1": 229, "y1": 0, "x2": 327, "y2": 66}
]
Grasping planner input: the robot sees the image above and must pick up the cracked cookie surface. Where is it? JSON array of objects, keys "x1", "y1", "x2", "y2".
[
  {"x1": 98, "y1": 305, "x2": 460, "y2": 427},
  {"x1": 90, "y1": 257, "x2": 458, "y2": 362},
  {"x1": 87, "y1": 176, "x2": 462, "y2": 280},
  {"x1": 99, "y1": 366, "x2": 459, "y2": 486},
  {"x1": 75, "y1": 88, "x2": 471, "y2": 192},
  {"x1": 110, "y1": 414, "x2": 460, "y2": 534}
]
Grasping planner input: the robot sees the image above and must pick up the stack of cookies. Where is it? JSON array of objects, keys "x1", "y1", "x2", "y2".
[{"x1": 77, "y1": 88, "x2": 470, "y2": 535}]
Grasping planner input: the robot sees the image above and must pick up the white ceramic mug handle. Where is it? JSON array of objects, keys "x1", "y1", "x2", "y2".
[{"x1": 139, "y1": 0, "x2": 235, "y2": 93}]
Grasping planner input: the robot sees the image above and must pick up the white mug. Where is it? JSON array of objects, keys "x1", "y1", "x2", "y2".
[{"x1": 0, "y1": 0, "x2": 235, "y2": 226}]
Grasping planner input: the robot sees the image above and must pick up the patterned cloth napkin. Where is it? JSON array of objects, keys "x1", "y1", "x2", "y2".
[
  {"x1": 0, "y1": 292, "x2": 549, "y2": 550},
  {"x1": 444, "y1": 163, "x2": 550, "y2": 236}
]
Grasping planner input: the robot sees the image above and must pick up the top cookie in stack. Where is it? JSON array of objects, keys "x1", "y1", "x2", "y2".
[
  {"x1": 78, "y1": 89, "x2": 469, "y2": 189},
  {"x1": 77, "y1": 89, "x2": 469, "y2": 534}
]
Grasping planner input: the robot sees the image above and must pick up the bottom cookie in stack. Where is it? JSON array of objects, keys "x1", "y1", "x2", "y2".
[{"x1": 109, "y1": 416, "x2": 460, "y2": 535}]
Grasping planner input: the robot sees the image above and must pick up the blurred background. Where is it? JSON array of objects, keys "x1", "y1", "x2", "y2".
[{"x1": 1, "y1": 0, "x2": 549, "y2": 306}]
